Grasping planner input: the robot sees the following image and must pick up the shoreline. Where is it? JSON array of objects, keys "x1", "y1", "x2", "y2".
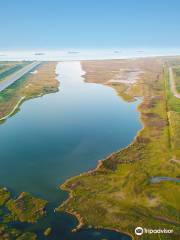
[
  {"x1": 60, "y1": 182, "x2": 135, "y2": 240},
  {"x1": 0, "y1": 88, "x2": 59, "y2": 122},
  {"x1": 58, "y1": 57, "x2": 180, "y2": 239},
  {"x1": 0, "y1": 62, "x2": 59, "y2": 122},
  {"x1": 1, "y1": 58, "x2": 178, "y2": 238},
  {"x1": 59, "y1": 66, "x2": 145, "y2": 239},
  {"x1": 0, "y1": 96, "x2": 25, "y2": 121}
]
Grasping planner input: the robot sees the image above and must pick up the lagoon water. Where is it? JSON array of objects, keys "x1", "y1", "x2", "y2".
[{"x1": 0, "y1": 61, "x2": 141, "y2": 239}]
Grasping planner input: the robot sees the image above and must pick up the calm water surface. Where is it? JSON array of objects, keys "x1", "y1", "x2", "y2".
[{"x1": 0, "y1": 61, "x2": 141, "y2": 239}]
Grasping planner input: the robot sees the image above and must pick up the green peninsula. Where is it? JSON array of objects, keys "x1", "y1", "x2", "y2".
[{"x1": 58, "y1": 57, "x2": 180, "y2": 240}]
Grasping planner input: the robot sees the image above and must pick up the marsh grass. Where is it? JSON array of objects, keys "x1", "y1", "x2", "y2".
[
  {"x1": 58, "y1": 58, "x2": 180, "y2": 240},
  {"x1": 0, "y1": 62, "x2": 59, "y2": 120}
]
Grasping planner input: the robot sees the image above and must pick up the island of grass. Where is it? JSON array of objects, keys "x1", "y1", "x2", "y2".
[
  {"x1": 6, "y1": 192, "x2": 47, "y2": 223},
  {"x1": 43, "y1": 227, "x2": 52, "y2": 237},
  {"x1": 0, "y1": 61, "x2": 59, "y2": 121},
  {"x1": 0, "y1": 187, "x2": 47, "y2": 240},
  {"x1": 58, "y1": 57, "x2": 180, "y2": 240}
]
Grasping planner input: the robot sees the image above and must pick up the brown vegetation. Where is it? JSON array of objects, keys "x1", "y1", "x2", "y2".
[{"x1": 0, "y1": 62, "x2": 59, "y2": 120}]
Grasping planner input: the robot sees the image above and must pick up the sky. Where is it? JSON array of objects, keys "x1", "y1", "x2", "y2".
[{"x1": 0, "y1": 0, "x2": 180, "y2": 50}]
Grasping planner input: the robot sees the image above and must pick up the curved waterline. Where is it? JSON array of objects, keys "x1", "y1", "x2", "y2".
[{"x1": 0, "y1": 61, "x2": 141, "y2": 239}]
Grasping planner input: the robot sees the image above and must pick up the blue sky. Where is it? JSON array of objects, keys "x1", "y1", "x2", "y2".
[{"x1": 0, "y1": 0, "x2": 180, "y2": 50}]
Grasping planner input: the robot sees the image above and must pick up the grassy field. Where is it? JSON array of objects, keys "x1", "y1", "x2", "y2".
[
  {"x1": 0, "y1": 61, "x2": 59, "y2": 121},
  {"x1": 165, "y1": 65, "x2": 180, "y2": 160},
  {"x1": 58, "y1": 58, "x2": 180, "y2": 240}
]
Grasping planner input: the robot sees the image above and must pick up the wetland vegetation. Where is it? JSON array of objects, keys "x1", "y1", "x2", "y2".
[
  {"x1": 0, "y1": 58, "x2": 179, "y2": 239},
  {"x1": 0, "y1": 60, "x2": 139, "y2": 240},
  {"x1": 0, "y1": 187, "x2": 46, "y2": 239},
  {"x1": 58, "y1": 57, "x2": 180, "y2": 240},
  {"x1": 0, "y1": 62, "x2": 59, "y2": 121}
]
